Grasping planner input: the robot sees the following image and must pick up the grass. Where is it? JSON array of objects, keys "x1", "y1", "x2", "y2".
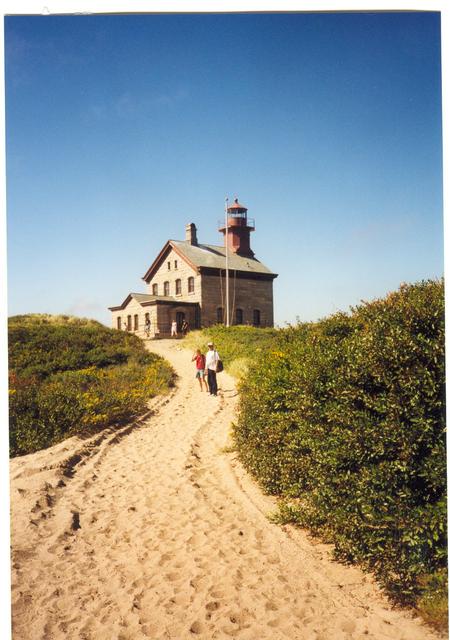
[
  {"x1": 416, "y1": 570, "x2": 449, "y2": 634},
  {"x1": 183, "y1": 324, "x2": 277, "y2": 379}
]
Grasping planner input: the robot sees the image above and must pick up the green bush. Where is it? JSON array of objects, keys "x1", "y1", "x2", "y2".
[
  {"x1": 9, "y1": 315, "x2": 175, "y2": 457},
  {"x1": 234, "y1": 280, "x2": 446, "y2": 614},
  {"x1": 8, "y1": 314, "x2": 151, "y2": 379}
]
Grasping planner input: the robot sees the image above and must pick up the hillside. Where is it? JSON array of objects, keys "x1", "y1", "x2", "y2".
[{"x1": 8, "y1": 314, "x2": 174, "y2": 457}]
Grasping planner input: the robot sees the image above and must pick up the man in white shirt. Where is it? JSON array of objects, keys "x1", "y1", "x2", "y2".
[{"x1": 205, "y1": 342, "x2": 219, "y2": 396}]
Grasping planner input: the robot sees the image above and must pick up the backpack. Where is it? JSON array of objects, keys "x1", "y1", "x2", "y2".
[{"x1": 216, "y1": 358, "x2": 224, "y2": 373}]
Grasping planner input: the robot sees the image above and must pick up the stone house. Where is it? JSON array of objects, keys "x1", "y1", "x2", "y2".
[{"x1": 109, "y1": 199, "x2": 277, "y2": 337}]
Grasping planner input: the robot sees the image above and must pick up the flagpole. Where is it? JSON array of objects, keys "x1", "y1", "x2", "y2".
[{"x1": 225, "y1": 197, "x2": 230, "y2": 327}]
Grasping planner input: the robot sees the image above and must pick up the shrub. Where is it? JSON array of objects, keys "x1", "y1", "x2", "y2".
[
  {"x1": 234, "y1": 280, "x2": 446, "y2": 614},
  {"x1": 9, "y1": 315, "x2": 175, "y2": 456},
  {"x1": 8, "y1": 314, "x2": 151, "y2": 380}
]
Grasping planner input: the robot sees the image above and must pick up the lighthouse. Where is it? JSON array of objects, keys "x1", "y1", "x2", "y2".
[
  {"x1": 219, "y1": 198, "x2": 255, "y2": 257},
  {"x1": 110, "y1": 196, "x2": 277, "y2": 335}
]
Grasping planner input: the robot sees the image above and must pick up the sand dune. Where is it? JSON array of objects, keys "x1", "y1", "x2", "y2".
[{"x1": 10, "y1": 339, "x2": 443, "y2": 639}]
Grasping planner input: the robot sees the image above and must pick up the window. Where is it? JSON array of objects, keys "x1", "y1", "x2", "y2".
[
  {"x1": 174, "y1": 260, "x2": 178, "y2": 269},
  {"x1": 164, "y1": 281, "x2": 170, "y2": 296},
  {"x1": 175, "y1": 279, "x2": 182, "y2": 295},
  {"x1": 167, "y1": 261, "x2": 171, "y2": 270},
  {"x1": 235, "y1": 308, "x2": 243, "y2": 325},
  {"x1": 217, "y1": 307, "x2": 224, "y2": 324},
  {"x1": 134, "y1": 314, "x2": 139, "y2": 331},
  {"x1": 127, "y1": 315, "x2": 132, "y2": 330},
  {"x1": 188, "y1": 277, "x2": 194, "y2": 293},
  {"x1": 253, "y1": 309, "x2": 261, "y2": 326},
  {"x1": 117, "y1": 317, "x2": 122, "y2": 330},
  {"x1": 152, "y1": 283, "x2": 158, "y2": 296}
]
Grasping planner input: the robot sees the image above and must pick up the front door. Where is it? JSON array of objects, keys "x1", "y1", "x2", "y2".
[
  {"x1": 194, "y1": 305, "x2": 201, "y2": 329},
  {"x1": 176, "y1": 311, "x2": 185, "y2": 333}
]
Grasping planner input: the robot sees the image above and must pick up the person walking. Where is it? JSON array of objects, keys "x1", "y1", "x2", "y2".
[
  {"x1": 205, "y1": 342, "x2": 220, "y2": 396},
  {"x1": 181, "y1": 319, "x2": 189, "y2": 337},
  {"x1": 144, "y1": 318, "x2": 151, "y2": 338},
  {"x1": 171, "y1": 320, "x2": 177, "y2": 338},
  {"x1": 192, "y1": 349, "x2": 208, "y2": 392}
]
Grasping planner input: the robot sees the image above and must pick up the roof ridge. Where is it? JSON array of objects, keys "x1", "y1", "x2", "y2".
[
  {"x1": 173, "y1": 239, "x2": 222, "y2": 248},
  {"x1": 141, "y1": 237, "x2": 276, "y2": 279}
]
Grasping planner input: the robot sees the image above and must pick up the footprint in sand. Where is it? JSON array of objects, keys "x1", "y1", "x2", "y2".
[
  {"x1": 267, "y1": 617, "x2": 281, "y2": 628},
  {"x1": 221, "y1": 620, "x2": 240, "y2": 636},
  {"x1": 189, "y1": 620, "x2": 204, "y2": 635},
  {"x1": 158, "y1": 552, "x2": 172, "y2": 567},
  {"x1": 165, "y1": 572, "x2": 180, "y2": 583}
]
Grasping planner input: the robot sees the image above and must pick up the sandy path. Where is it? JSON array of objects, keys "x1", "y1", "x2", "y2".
[{"x1": 9, "y1": 339, "x2": 442, "y2": 640}]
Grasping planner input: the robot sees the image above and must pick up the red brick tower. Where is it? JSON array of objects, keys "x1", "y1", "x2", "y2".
[{"x1": 219, "y1": 198, "x2": 255, "y2": 257}]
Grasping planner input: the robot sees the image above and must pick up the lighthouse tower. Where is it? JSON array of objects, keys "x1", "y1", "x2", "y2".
[{"x1": 219, "y1": 198, "x2": 255, "y2": 258}]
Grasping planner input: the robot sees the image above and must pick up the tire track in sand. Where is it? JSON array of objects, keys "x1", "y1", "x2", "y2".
[{"x1": 10, "y1": 339, "x2": 442, "y2": 639}]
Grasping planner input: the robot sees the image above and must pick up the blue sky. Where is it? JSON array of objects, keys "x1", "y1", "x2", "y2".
[{"x1": 5, "y1": 11, "x2": 443, "y2": 326}]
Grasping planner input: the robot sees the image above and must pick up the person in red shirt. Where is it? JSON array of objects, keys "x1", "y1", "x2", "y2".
[{"x1": 192, "y1": 349, "x2": 209, "y2": 392}]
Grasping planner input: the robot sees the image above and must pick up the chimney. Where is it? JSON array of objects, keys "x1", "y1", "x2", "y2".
[{"x1": 185, "y1": 223, "x2": 198, "y2": 245}]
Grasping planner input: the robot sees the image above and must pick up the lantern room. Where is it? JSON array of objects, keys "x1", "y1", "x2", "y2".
[{"x1": 219, "y1": 198, "x2": 255, "y2": 258}]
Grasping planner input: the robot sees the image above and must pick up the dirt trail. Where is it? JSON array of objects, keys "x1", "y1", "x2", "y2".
[{"x1": 10, "y1": 339, "x2": 442, "y2": 640}]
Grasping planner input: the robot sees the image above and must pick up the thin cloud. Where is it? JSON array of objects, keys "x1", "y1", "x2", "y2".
[
  {"x1": 151, "y1": 87, "x2": 189, "y2": 107},
  {"x1": 6, "y1": 28, "x2": 87, "y2": 92},
  {"x1": 5, "y1": 32, "x2": 32, "y2": 63},
  {"x1": 115, "y1": 92, "x2": 138, "y2": 118},
  {"x1": 86, "y1": 104, "x2": 107, "y2": 120},
  {"x1": 348, "y1": 214, "x2": 416, "y2": 245},
  {"x1": 85, "y1": 87, "x2": 189, "y2": 122}
]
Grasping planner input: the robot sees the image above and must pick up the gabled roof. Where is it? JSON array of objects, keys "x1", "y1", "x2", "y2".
[
  {"x1": 108, "y1": 292, "x2": 155, "y2": 311},
  {"x1": 142, "y1": 240, "x2": 277, "y2": 283},
  {"x1": 108, "y1": 292, "x2": 198, "y2": 311},
  {"x1": 141, "y1": 240, "x2": 199, "y2": 283}
]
